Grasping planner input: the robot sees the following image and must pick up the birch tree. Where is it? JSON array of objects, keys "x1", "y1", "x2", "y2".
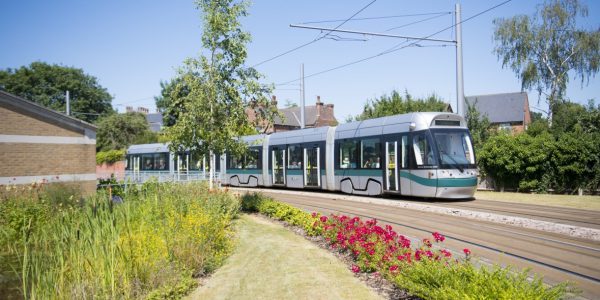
[
  {"x1": 493, "y1": 0, "x2": 600, "y2": 123},
  {"x1": 166, "y1": 0, "x2": 278, "y2": 189}
]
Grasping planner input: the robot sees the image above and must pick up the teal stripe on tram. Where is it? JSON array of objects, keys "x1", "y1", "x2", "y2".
[
  {"x1": 334, "y1": 169, "x2": 383, "y2": 177},
  {"x1": 399, "y1": 171, "x2": 477, "y2": 187},
  {"x1": 226, "y1": 169, "x2": 262, "y2": 175},
  {"x1": 287, "y1": 169, "x2": 303, "y2": 176}
]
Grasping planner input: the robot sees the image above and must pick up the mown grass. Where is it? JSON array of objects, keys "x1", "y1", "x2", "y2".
[
  {"x1": 187, "y1": 214, "x2": 382, "y2": 300},
  {"x1": 0, "y1": 181, "x2": 240, "y2": 299},
  {"x1": 242, "y1": 193, "x2": 575, "y2": 300},
  {"x1": 475, "y1": 190, "x2": 600, "y2": 211}
]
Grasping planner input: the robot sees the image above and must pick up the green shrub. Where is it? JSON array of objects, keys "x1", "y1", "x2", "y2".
[{"x1": 96, "y1": 149, "x2": 126, "y2": 165}]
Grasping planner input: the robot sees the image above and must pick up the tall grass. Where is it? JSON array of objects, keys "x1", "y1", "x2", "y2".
[{"x1": 0, "y1": 181, "x2": 240, "y2": 299}]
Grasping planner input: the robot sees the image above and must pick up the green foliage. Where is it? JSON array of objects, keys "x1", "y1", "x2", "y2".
[
  {"x1": 241, "y1": 193, "x2": 323, "y2": 236},
  {"x1": 394, "y1": 262, "x2": 572, "y2": 300},
  {"x1": 465, "y1": 100, "x2": 492, "y2": 152},
  {"x1": 355, "y1": 90, "x2": 449, "y2": 121},
  {"x1": 96, "y1": 149, "x2": 126, "y2": 165},
  {"x1": 155, "y1": 77, "x2": 190, "y2": 127},
  {"x1": 493, "y1": 0, "x2": 600, "y2": 119},
  {"x1": 0, "y1": 182, "x2": 240, "y2": 299},
  {"x1": 166, "y1": 0, "x2": 281, "y2": 161},
  {"x1": 0, "y1": 62, "x2": 114, "y2": 123},
  {"x1": 96, "y1": 112, "x2": 158, "y2": 151}
]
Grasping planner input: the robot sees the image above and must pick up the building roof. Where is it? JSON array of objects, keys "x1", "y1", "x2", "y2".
[
  {"x1": 0, "y1": 90, "x2": 97, "y2": 132},
  {"x1": 274, "y1": 106, "x2": 320, "y2": 127},
  {"x1": 145, "y1": 112, "x2": 163, "y2": 132},
  {"x1": 465, "y1": 92, "x2": 528, "y2": 124}
]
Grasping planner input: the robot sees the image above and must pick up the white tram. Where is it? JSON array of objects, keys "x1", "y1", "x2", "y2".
[{"x1": 127, "y1": 112, "x2": 478, "y2": 199}]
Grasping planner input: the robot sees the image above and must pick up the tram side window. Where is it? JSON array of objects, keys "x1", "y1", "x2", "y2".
[
  {"x1": 401, "y1": 135, "x2": 409, "y2": 168},
  {"x1": 413, "y1": 133, "x2": 435, "y2": 166},
  {"x1": 360, "y1": 138, "x2": 381, "y2": 169},
  {"x1": 142, "y1": 154, "x2": 154, "y2": 170},
  {"x1": 339, "y1": 140, "x2": 358, "y2": 169},
  {"x1": 229, "y1": 155, "x2": 242, "y2": 169},
  {"x1": 287, "y1": 145, "x2": 302, "y2": 169},
  {"x1": 154, "y1": 153, "x2": 169, "y2": 170},
  {"x1": 246, "y1": 148, "x2": 260, "y2": 169}
]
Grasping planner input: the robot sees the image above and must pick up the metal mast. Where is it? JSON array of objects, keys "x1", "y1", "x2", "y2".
[{"x1": 455, "y1": 3, "x2": 465, "y2": 117}]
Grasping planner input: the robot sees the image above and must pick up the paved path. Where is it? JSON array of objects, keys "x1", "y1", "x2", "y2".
[{"x1": 187, "y1": 214, "x2": 382, "y2": 300}]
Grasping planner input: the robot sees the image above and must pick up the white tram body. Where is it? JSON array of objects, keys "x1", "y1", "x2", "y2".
[{"x1": 127, "y1": 112, "x2": 478, "y2": 199}]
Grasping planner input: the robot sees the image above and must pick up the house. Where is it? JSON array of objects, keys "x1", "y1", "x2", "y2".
[
  {"x1": 465, "y1": 92, "x2": 531, "y2": 133},
  {"x1": 125, "y1": 106, "x2": 163, "y2": 132},
  {"x1": 0, "y1": 90, "x2": 98, "y2": 195},
  {"x1": 247, "y1": 96, "x2": 338, "y2": 133}
]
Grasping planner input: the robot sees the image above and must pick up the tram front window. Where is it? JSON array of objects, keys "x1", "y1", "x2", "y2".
[{"x1": 433, "y1": 130, "x2": 475, "y2": 167}]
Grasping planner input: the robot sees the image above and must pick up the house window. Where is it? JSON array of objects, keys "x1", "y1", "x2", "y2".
[{"x1": 498, "y1": 123, "x2": 512, "y2": 131}]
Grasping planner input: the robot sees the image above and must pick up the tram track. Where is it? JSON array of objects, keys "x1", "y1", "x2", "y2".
[
  {"x1": 242, "y1": 189, "x2": 600, "y2": 299},
  {"x1": 422, "y1": 199, "x2": 600, "y2": 229}
]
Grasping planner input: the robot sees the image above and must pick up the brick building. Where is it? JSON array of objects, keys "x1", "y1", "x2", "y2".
[
  {"x1": 247, "y1": 96, "x2": 338, "y2": 133},
  {"x1": 465, "y1": 92, "x2": 532, "y2": 133},
  {"x1": 0, "y1": 91, "x2": 97, "y2": 195}
]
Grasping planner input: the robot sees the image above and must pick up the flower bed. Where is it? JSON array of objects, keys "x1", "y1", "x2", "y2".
[{"x1": 242, "y1": 193, "x2": 573, "y2": 300}]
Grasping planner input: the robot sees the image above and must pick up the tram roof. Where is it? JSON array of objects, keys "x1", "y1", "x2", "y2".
[
  {"x1": 128, "y1": 143, "x2": 170, "y2": 154},
  {"x1": 336, "y1": 112, "x2": 465, "y2": 139},
  {"x1": 268, "y1": 126, "x2": 329, "y2": 145}
]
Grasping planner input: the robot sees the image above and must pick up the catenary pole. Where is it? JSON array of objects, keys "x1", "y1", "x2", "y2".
[
  {"x1": 301, "y1": 63, "x2": 305, "y2": 129},
  {"x1": 66, "y1": 90, "x2": 70, "y2": 116},
  {"x1": 455, "y1": 3, "x2": 465, "y2": 116}
]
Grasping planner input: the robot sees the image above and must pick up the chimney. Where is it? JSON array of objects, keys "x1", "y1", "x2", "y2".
[
  {"x1": 271, "y1": 95, "x2": 278, "y2": 107},
  {"x1": 316, "y1": 96, "x2": 323, "y2": 120},
  {"x1": 136, "y1": 107, "x2": 149, "y2": 114}
]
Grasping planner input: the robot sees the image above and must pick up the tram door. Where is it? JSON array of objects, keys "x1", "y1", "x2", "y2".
[
  {"x1": 272, "y1": 149, "x2": 285, "y2": 185},
  {"x1": 385, "y1": 141, "x2": 399, "y2": 192},
  {"x1": 304, "y1": 147, "x2": 320, "y2": 187}
]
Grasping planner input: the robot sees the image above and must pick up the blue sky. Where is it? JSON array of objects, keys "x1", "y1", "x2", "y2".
[{"x1": 1, "y1": 0, "x2": 598, "y2": 121}]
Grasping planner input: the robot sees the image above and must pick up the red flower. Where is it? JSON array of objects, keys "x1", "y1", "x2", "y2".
[
  {"x1": 440, "y1": 249, "x2": 452, "y2": 258},
  {"x1": 320, "y1": 216, "x2": 328, "y2": 223},
  {"x1": 351, "y1": 265, "x2": 360, "y2": 273},
  {"x1": 389, "y1": 265, "x2": 399, "y2": 272},
  {"x1": 432, "y1": 232, "x2": 445, "y2": 242},
  {"x1": 463, "y1": 248, "x2": 471, "y2": 256},
  {"x1": 311, "y1": 212, "x2": 317, "y2": 218}
]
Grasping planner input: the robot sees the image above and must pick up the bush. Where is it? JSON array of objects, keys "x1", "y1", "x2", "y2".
[{"x1": 96, "y1": 149, "x2": 126, "y2": 165}]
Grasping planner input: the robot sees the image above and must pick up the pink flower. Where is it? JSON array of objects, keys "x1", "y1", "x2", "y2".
[
  {"x1": 311, "y1": 212, "x2": 317, "y2": 218},
  {"x1": 389, "y1": 265, "x2": 399, "y2": 272},
  {"x1": 351, "y1": 265, "x2": 360, "y2": 273},
  {"x1": 463, "y1": 248, "x2": 471, "y2": 256},
  {"x1": 432, "y1": 232, "x2": 445, "y2": 242},
  {"x1": 320, "y1": 216, "x2": 328, "y2": 223},
  {"x1": 440, "y1": 249, "x2": 452, "y2": 258}
]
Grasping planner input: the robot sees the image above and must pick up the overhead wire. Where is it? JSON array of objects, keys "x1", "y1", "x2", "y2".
[
  {"x1": 251, "y1": 0, "x2": 377, "y2": 68},
  {"x1": 275, "y1": 0, "x2": 513, "y2": 86},
  {"x1": 299, "y1": 12, "x2": 452, "y2": 25}
]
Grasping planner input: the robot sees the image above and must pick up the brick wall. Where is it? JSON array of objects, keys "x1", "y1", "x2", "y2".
[
  {"x1": 0, "y1": 106, "x2": 82, "y2": 137},
  {"x1": 96, "y1": 161, "x2": 126, "y2": 180},
  {"x1": 1, "y1": 103, "x2": 97, "y2": 196}
]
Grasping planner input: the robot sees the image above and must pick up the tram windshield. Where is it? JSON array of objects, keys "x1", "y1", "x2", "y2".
[{"x1": 432, "y1": 130, "x2": 475, "y2": 167}]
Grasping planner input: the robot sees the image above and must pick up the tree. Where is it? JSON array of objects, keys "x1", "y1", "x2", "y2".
[
  {"x1": 465, "y1": 101, "x2": 492, "y2": 152},
  {"x1": 96, "y1": 112, "x2": 158, "y2": 152},
  {"x1": 166, "y1": 0, "x2": 279, "y2": 189},
  {"x1": 155, "y1": 77, "x2": 190, "y2": 127},
  {"x1": 355, "y1": 90, "x2": 449, "y2": 121},
  {"x1": 0, "y1": 62, "x2": 114, "y2": 123},
  {"x1": 283, "y1": 99, "x2": 298, "y2": 108},
  {"x1": 493, "y1": 0, "x2": 600, "y2": 122}
]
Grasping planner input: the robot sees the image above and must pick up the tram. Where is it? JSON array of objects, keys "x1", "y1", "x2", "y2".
[{"x1": 126, "y1": 112, "x2": 478, "y2": 199}]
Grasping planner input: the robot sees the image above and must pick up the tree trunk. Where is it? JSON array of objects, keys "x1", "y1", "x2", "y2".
[{"x1": 209, "y1": 150, "x2": 214, "y2": 190}]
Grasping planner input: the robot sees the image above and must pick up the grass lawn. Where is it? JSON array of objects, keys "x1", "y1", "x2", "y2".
[
  {"x1": 475, "y1": 190, "x2": 600, "y2": 211},
  {"x1": 187, "y1": 214, "x2": 382, "y2": 300}
]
